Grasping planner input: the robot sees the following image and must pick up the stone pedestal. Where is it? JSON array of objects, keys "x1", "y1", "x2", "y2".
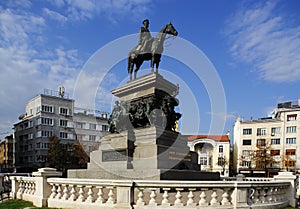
[{"x1": 68, "y1": 73, "x2": 219, "y2": 180}]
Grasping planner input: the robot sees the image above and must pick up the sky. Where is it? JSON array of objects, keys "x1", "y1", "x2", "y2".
[{"x1": 1, "y1": 0, "x2": 300, "y2": 138}]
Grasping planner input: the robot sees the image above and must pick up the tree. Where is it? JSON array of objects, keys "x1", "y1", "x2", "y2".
[
  {"x1": 69, "y1": 141, "x2": 89, "y2": 169},
  {"x1": 217, "y1": 156, "x2": 228, "y2": 175},
  {"x1": 47, "y1": 135, "x2": 69, "y2": 172},
  {"x1": 249, "y1": 139, "x2": 276, "y2": 176},
  {"x1": 281, "y1": 152, "x2": 296, "y2": 171},
  {"x1": 47, "y1": 136, "x2": 89, "y2": 176}
]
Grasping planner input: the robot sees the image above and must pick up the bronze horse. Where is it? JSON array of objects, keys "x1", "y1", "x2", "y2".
[{"x1": 128, "y1": 23, "x2": 178, "y2": 80}]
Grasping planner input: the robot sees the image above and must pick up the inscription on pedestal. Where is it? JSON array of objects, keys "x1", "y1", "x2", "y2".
[
  {"x1": 169, "y1": 151, "x2": 191, "y2": 162},
  {"x1": 102, "y1": 150, "x2": 127, "y2": 161}
]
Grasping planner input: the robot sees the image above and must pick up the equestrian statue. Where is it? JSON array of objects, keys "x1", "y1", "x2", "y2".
[{"x1": 128, "y1": 19, "x2": 178, "y2": 80}]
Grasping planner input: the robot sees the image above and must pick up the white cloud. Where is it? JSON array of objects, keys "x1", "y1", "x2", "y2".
[
  {"x1": 46, "y1": 0, "x2": 153, "y2": 22},
  {"x1": 0, "y1": 6, "x2": 82, "y2": 133},
  {"x1": 43, "y1": 8, "x2": 67, "y2": 23},
  {"x1": 225, "y1": 1, "x2": 300, "y2": 82}
]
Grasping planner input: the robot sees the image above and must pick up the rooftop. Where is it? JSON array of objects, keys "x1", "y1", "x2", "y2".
[{"x1": 187, "y1": 135, "x2": 229, "y2": 142}]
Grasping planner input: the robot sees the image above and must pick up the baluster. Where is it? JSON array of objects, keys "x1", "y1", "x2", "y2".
[
  {"x1": 221, "y1": 188, "x2": 231, "y2": 205},
  {"x1": 76, "y1": 185, "x2": 85, "y2": 202},
  {"x1": 149, "y1": 188, "x2": 157, "y2": 206},
  {"x1": 162, "y1": 188, "x2": 170, "y2": 207},
  {"x1": 17, "y1": 180, "x2": 24, "y2": 197},
  {"x1": 31, "y1": 182, "x2": 36, "y2": 195},
  {"x1": 62, "y1": 184, "x2": 69, "y2": 200},
  {"x1": 199, "y1": 189, "x2": 208, "y2": 206},
  {"x1": 187, "y1": 188, "x2": 196, "y2": 206},
  {"x1": 253, "y1": 187, "x2": 261, "y2": 204},
  {"x1": 56, "y1": 184, "x2": 63, "y2": 199},
  {"x1": 85, "y1": 186, "x2": 94, "y2": 203},
  {"x1": 210, "y1": 189, "x2": 220, "y2": 206},
  {"x1": 69, "y1": 184, "x2": 77, "y2": 201},
  {"x1": 24, "y1": 181, "x2": 29, "y2": 194},
  {"x1": 136, "y1": 188, "x2": 145, "y2": 206},
  {"x1": 49, "y1": 183, "x2": 57, "y2": 199},
  {"x1": 96, "y1": 186, "x2": 104, "y2": 204},
  {"x1": 106, "y1": 187, "x2": 114, "y2": 204},
  {"x1": 267, "y1": 187, "x2": 273, "y2": 203},
  {"x1": 175, "y1": 188, "x2": 183, "y2": 206},
  {"x1": 260, "y1": 188, "x2": 266, "y2": 203},
  {"x1": 272, "y1": 187, "x2": 278, "y2": 202}
]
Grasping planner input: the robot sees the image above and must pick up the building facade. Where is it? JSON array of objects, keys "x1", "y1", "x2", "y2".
[
  {"x1": 0, "y1": 135, "x2": 14, "y2": 172},
  {"x1": 13, "y1": 88, "x2": 109, "y2": 172},
  {"x1": 234, "y1": 100, "x2": 300, "y2": 176},
  {"x1": 187, "y1": 134, "x2": 230, "y2": 177}
]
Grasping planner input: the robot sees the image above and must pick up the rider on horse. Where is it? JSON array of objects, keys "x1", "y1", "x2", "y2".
[{"x1": 135, "y1": 19, "x2": 152, "y2": 54}]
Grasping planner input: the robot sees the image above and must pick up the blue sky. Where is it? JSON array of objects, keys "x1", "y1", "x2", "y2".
[{"x1": 1, "y1": 0, "x2": 300, "y2": 137}]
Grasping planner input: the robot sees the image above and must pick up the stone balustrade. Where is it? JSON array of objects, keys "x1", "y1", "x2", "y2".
[{"x1": 10, "y1": 168, "x2": 296, "y2": 209}]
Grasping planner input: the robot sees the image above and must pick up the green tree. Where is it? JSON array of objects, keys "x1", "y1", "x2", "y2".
[
  {"x1": 47, "y1": 136, "x2": 89, "y2": 176},
  {"x1": 47, "y1": 136, "x2": 69, "y2": 173}
]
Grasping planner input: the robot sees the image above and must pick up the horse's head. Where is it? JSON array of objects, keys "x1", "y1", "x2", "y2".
[{"x1": 164, "y1": 22, "x2": 178, "y2": 36}]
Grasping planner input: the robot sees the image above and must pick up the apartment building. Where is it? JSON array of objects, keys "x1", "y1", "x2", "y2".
[
  {"x1": 0, "y1": 135, "x2": 14, "y2": 172},
  {"x1": 234, "y1": 100, "x2": 300, "y2": 176},
  {"x1": 187, "y1": 134, "x2": 230, "y2": 177},
  {"x1": 13, "y1": 88, "x2": 109, "y2": 172}
]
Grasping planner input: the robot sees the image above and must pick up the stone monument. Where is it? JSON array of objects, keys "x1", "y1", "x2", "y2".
[
  {"x1": 68, "y1": 20, "x2": 219, "y2": 180},
  {"x1": 69, "y1": 73, "x2": 219, "y2": 180}
]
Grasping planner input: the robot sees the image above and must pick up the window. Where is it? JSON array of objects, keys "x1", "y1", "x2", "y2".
[
  {"x1": 286, "y1": 126, "x2": 296, "y2": 133},
  {"x1": 257, "y1": 128, "x2": 266, "y2": 136},
  {"x1": 76, "y1": 122, "x2": 85, "y2": 129},
  {"x1": 286, "y1": 137, "x2": 296, "y2": 144},
  {"x1": 219, "y1": 145, "x2": 223, "y2": 153},
  {"x1": 286, "y1": 149, "x2": 296, "y2": 155},
  {"x1": 102, "y1": 125, "x2": 108, "y2": 131},
  {"x1": 42, "y1": 105, "x2": 53, "y2": 113},
  {"x1": 242, "y1": 150, "x2": 251, "y2": 157},
  {"x1": 241, "y1": 161, "x2": 251, "y2": 167},
  {"x1": 271, "y1": 127, "x2": 280, "y2": 136},
  {"x1": 284, "y1": 161, "x2": 296, "y2": 167},
  {"x1": 287, "y1": 114, "x2": 297, "y2": 121},
  {"x1": 89, "y1": 135, "x2": 96, "y2": 141},
  {"x1": 89, "y1": 123, "x2": 96, "y2": 130},
  {"x1": 59, "y1": 107, "x2": 68, "y2": 115},
  {"x1": 217, "y1": 157, "x2": 225, "y2": 166},
  {"x1": 257, "y1": 139, "x2": 266, "y2": 146},
  {"x1": 37, "y1": 117, "x2": 53, "y2": 125},
  {"x1": 243, "y1": 139, "x2": 251, "y2": 146},
  {"x1": 271, "y1": 138, "x2": 280, "y2": 145},
  {"x1": 243, "y1": 128, "x2": 252, "y2": 135},
  {"x1": 60, "y1": 132, "x2": 68, "y2": 139},
  {"x1": 271, "y1": 150, "x2": 280, "y2": 156},
  {"x1": 76, "y1": 134, "x2": 83, "y2": 140},
  {"x1": 37, "y1": 130, "x2": 53, "y2": 137},
  {"x1": 199, "y1": 157, "x2": 208, "y2": 165},
  {"x1": 60, "y1": 119, "x2": 68, "y2": 127}
]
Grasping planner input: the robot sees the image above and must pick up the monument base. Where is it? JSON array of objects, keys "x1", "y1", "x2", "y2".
[
  {"x1": 68, "y1": 73, "x2": 220, "y2": 180},
  {"x1": 68, "y1": 126, "x2": 220, "y2": 180}
]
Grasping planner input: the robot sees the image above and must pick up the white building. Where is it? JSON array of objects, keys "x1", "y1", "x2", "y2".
[
  {"x1": 187, "y1": 134, "x2": 230, "y2": 177},
  {"x1": 14, "y1": 88, "x2": 109, "y2": 172},
  {"x1": 234, "y1": 100, "x2": 300, "y2": 176}
]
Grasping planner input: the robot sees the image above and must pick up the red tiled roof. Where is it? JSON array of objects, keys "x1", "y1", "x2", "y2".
[{"x1": 187, "y1": 135, "x2": 229, "y2": 142}]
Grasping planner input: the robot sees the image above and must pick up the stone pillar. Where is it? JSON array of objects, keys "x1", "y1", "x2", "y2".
[
  {"x1": 32, "y1": 168, "x2": 62, "y2": 207},
  {"x1": 231, "y1": 182, "x2": 250, "y2": 208},
  {"x1": 274, "y1": 171, "x2": 297, "y2": 207},
  {"x1": 9, "y1": 176, "x2": 18, "y2": 199},
  {"x1": 115, "y1": 181, "x2": 134, "y2": 209}
]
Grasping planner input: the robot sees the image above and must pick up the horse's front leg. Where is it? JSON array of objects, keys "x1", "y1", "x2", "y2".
[{"x1": 151, "y1": 54, "x2": 155, "y2": 73}]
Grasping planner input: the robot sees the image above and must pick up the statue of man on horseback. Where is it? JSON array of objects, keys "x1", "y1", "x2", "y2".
[
  {"x1": 128, "y1": 20, "x2": 178, "y2": 80},
  {"x1": 137, "y1": 19, "x2": 152, "y2": 53}
]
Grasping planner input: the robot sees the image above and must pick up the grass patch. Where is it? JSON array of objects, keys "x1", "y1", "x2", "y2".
[
  {"x1": 0, "y1": 199, "x2": 34, "y2": 209},
  {"x1": 0, "y1": 199, "x2": 60, "y2": 209}
]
